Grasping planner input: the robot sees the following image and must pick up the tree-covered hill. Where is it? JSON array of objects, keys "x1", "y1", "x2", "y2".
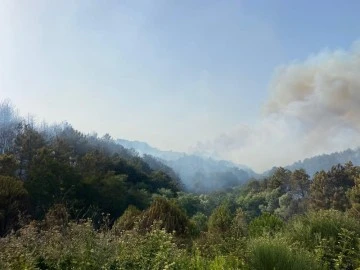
[
  {"x1": 2, "y1": 99, "x2": 360, "y2": 269},
  {"x1": 286, "y1": 148, "x2": 360, "y2": 176},
  {"x1": 0, "y1": 100, "x2": 182, "y2": 235}
]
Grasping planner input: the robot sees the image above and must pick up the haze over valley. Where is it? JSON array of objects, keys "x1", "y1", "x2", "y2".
[{"x1": 2, "y1": 2, "x2": 360, "y2": 269}]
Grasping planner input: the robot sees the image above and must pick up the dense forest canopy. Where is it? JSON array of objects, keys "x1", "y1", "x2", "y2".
[
  {"x1": 0, "y1": 100, "x2": 182, "y2": 233},
  {"x1": 1, "y1": 100, "x2": 360, "y2": 269}
]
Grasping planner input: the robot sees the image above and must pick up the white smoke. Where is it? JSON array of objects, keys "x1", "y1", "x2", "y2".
[{"x1": 193, "y1": 42, "x2": 360, "y2": 172}]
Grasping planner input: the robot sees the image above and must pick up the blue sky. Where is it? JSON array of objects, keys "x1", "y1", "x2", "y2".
[{"x1": 1, "y1": 0, "x2": 360, "y2": 171}]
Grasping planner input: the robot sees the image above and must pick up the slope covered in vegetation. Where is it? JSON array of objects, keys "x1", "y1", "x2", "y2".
[
  {"x1": 287, "y1": 148, "x2": 360, "y2": 176},
  {"x1": 117, "y1": 138, "x2": 256, "y2": 192},
  {"x1": 0, "y1": 100, "x2": 182, "y2": 236},
  {"x1": 1, "y1": 100, "x2": 360, "y2": 269}
]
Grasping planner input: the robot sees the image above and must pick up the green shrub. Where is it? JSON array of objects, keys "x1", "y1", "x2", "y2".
[
  {"x1": 115, "y1": 224, "x2": 185, "y2": 270},
  {"x1": 248, "y1": 212, "x2": 284, "y2": 237},
  {"x1": 44, "y1": 203, "x2": 69, "y2": 230},
  {"x1": 177, "y1": 249, "x2": 245, "y2": 270},
  {"x1": 208, "y1": 203, "x2": 232, "y2": 235},
  {"x1": 249, "y1": 236, "x2": 323, "y2": 270},
  {"x1": 189, "y1": 212, "x2": 208, "y2": 236},
  {"x1": 0, "y1": 220, "x2": 118, "y2": 270},
  {"x1": 230, "y1": 208, "x2": 248, "y2": 238},
  {"x1": 113, "y1": 205, "x2": 141, "y2": 234},
  {"x1": 139, "y1": 197, "x2": 190, "y2": 236},
  {"x1": 286, "y1": 210, "x2": 360, "y2": 269}
]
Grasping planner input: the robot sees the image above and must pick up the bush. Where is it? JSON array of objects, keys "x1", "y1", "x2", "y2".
[
  {"x1": 248, "y1": 212, "x2": 284, "y2": 237},
  {"x1": 0, "y1": 220, "x2": 119, "y2": 270},
  {"x1": 139, "y1": 197, "x2": 190, "y2": 236},
  {"x1": 189, "y1": 212, "x2": 208, "y2": 236},
  {"x1": 44, "y1": 203, "x2": 69, "y2": 230},
  {"x1": 230, "y1": 208, "x2": 248, "y2": 238},
  {"x1": 286, "y1": 210, "x2": 360, "y2": 269},
  {"x1": 115, "y1": 223, "x2": 187, "y2": 270},
  {"x1": 113, "y1": 205, "x2": 141, "y2": 234},
  {"x1": 249, "y1": 236, "x2": 323, "y2": 270},
  {"x1": 208, "y1": 203, "x2": 232, "y2": 235}
]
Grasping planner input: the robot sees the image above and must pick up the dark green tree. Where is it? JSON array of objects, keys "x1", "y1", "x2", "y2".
[
  {"x1": 268, "y1": 167, "x2": 291, "y2": 193},
  {"x1": 25, "y1": 148, "x2": 81, "y2": 218},
  {"x1": 208, "y1": 203, "x2": 233, "y2": 235},
  {"x1": 0, "y1": 176, "x2": 28, "y2": 235},
  {"x1": 310, "y1": 170, "x2": 332, "y2": 210},
  {"x1": 0, "y1": 154, "x2": 18, "y2": 177},
  {"x1": 310, "y1": 165, "x2": 355, "y2": 211},
  {"x1": 290, "y1": 169, "x2": 310, "y2": 198}
]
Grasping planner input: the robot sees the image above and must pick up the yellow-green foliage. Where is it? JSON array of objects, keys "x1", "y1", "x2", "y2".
[
  {"x1": 189, "y1": 212, "x2": 208, "y2": 236},
  {"x1": 286, "y1": 210, "x2": 360, "y2": 269},
  {"x1": 1, "y1": 208, "x2": 360, "y2": 270},
  {"x1": 113, "y1": 205, "x2": 141, "y2": 234},
  {"x1": 208, "y1": 203, "x2": 232, "y2": 234},
  {"x1": 0, "y1": 220, "x2": 245, "y2": 270},
  {"x1": 139, "y1": 197, "x2": 190, "y2": 236},
  {"x1": 0, "y1": 220, "x2": 118, "y2": 270},
  {"x1": 249, "y1": 236, "x2": 323, "y2": 270},
  {"x1": 248, "y1": 212, "x2": 284, "y2": 237}
]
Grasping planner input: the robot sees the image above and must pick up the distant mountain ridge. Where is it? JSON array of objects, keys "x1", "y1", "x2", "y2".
[
  {"x1": 116, "y1": 139, "x2": 186, "y2": 161},
  {"x1": 285, "y1": 147, "x2": 360, "y2": 176},
  {"x1": 116, "y1": 139, "x2": 256, "y2": 192},
  {"x1": 117, "y1": 140, "x2": 360, "y2": 189}
]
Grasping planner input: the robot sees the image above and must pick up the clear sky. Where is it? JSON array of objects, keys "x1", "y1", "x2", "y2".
[{"x1": 1, "y1": 0, "x2": 360, "y2": 172}]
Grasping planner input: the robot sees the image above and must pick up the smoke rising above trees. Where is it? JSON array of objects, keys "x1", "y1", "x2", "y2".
[{"x1": 193, "y1": 42, "x2": 360, "y2": 172}]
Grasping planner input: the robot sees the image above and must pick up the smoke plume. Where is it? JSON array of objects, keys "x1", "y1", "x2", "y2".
[{"x1": 193, "y1": 42, "x2": 360, "y2": 172}]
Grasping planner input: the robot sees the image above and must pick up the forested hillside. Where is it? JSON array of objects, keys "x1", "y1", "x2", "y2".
[
  {"x1": 287, "y1": 148, "x2": 360, "y2": 176},
  {"x1": 0, "y1": 100, "x2": 182, "y2": 235},
  {"x1": 1, "y1": 100, "x2": 360, "y2": 269}
]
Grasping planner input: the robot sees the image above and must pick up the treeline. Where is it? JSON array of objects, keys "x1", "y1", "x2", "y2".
[
  {"x1": 287, "y1": 147, "x2": 360, "y2": 176},
  {"x1": 0, "y1": 100, "x2": 182, "y2": 236},
  {"x1": 1, "y1": 163, "x2": 360, "y2": 269}
]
